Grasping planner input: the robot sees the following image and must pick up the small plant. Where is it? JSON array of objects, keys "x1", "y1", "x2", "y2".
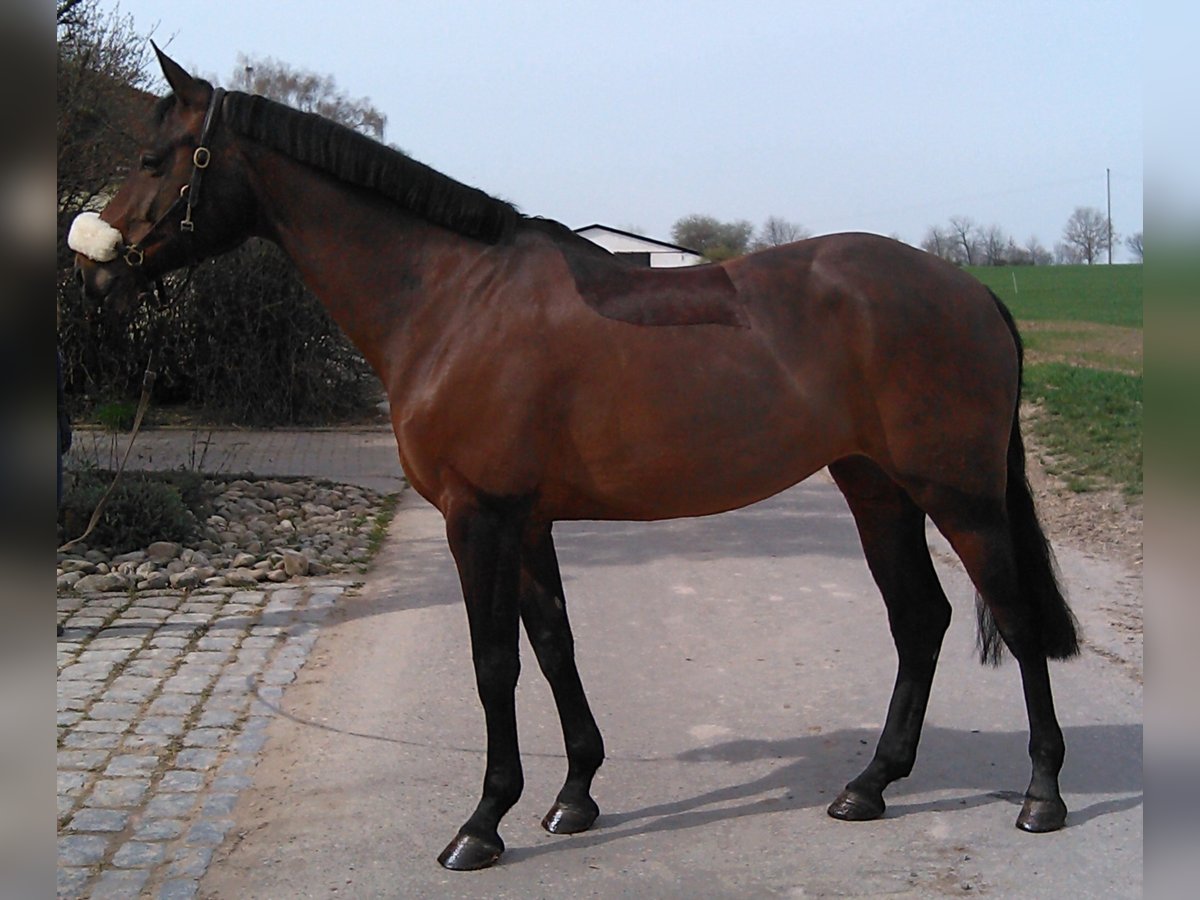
[
  {"x1": 360, "y1": 494, "x2": 399, "y2": 570},
  {"x1": 95, "y1": 400, "x2": 139, "y2": 432},
  {"x1": 59, "y1": 469, "x2": 210, "y2": 553}
]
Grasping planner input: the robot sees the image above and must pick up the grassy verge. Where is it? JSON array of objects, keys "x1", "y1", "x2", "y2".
[
  {"x1": 1023, "y1": 362, "x2": 1142, "y2": 496},
  {"x1": 360, "y1": 493, "x2": 399, "y2": 571}
]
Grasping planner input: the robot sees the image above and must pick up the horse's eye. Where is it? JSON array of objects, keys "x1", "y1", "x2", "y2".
[{"x1": 140, "y1": 152, "x2": 163, "y2": 172}]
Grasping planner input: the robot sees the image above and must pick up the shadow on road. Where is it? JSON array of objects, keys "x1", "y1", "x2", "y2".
[
  {"x1": 555, "y1": 484, "x2": 861, "y2": 567},
  {"x1": 337, "y1": 483, "x2": 864, "y2": 623},
  {"x1": 252, "y1": 675, "x2": 1141, "y2": 859},
  {"x1": 503, "y1": 721, "x2": 1142, "y2": 863}
]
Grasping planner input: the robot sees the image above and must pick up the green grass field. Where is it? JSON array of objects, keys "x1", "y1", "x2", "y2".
[
  {"x1": 965, "y1": 264, "x2": 1143, "y2": 495},
  {"x1": 967, "y1": 264, "x2": 1143, "y2": 327},
  {"x1": 1023, "y1": 364, "x2": 1142, "y2": 495}
]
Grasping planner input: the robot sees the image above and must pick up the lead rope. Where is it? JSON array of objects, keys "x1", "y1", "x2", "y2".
[
  {"x1": 57, "y1": 274, "x2": 178, "y2": 554},
  {"x1": 57, "y1": 359, "x2": 157, "y2": 554}
]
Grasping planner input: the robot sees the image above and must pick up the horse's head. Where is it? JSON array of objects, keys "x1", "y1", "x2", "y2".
[{"x1": 72, "y1": 45, "x2": 255, "y2": 301}]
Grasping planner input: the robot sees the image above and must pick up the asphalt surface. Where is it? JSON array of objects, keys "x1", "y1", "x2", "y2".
[
  {"x1": 66, "y1": 426, "x2": 405, "y2": 495},
  {"x1": 199, "y1": 477, "x2": 1143, "y2": 899}
]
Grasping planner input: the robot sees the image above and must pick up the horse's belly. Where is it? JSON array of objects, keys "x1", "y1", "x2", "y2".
[{"x1": 544, "y1": 391, "x2": 843, "y2": 521}]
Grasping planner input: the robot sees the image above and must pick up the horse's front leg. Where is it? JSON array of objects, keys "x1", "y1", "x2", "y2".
[
  {"x1": 519, "y1": 524, "x2": 605, "y2": 834},
  {"x1": 438, "y1": 499, "x2": 526, "y2": 871}
]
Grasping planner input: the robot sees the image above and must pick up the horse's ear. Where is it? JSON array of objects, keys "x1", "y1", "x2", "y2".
[{"x1": 152, "y1": 42, "x2": 209, "y2": 108}]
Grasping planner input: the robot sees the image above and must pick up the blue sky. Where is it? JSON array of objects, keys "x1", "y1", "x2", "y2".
[{"x1": 105, "y1": 0, "x2": 1143, "y2": 259}]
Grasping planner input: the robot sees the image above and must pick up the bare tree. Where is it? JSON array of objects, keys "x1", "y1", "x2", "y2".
[
  {"x1": 230, "y1": 54, "x2": 386, "y2": 139},
  {"x1": 1024, "y1": 235, "x2": 1053, "y2": 266},
  {"x1": 980, "y1": 224, "x2": 1009, "y2": 265},
  {"x1": 57, "y1": 0, "x2": 156, "y2": 250},
  {"x1": 1125, "y1": 231, "x2": 1143, "y2": 262},
  {"x1": 1054, "y1": 241, "x2": 1084, "y2": 265},
  {"x1": 752, "y1": 216, "x2": 810, "y2": 250},
  {"x1": 920, "y1": 225, "x2": 957, "y2": 262},
  {"x1": 1061, "y1": 206, "x2": 1113, "y2": 265},
  {"x1": 947, "y1": 215, "x2": 979, "y2": 266},
  {"x1": 1002, "y1": 238, "x2": 1031, "y2": 266}
]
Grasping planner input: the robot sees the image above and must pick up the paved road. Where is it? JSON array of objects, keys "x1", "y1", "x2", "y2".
[
  {"x1": 201, "y1": 479, "x2": 1142, "y2": 898},
  {"x1": 67, "y1": 427, "x2": 405, "y2": 495}
]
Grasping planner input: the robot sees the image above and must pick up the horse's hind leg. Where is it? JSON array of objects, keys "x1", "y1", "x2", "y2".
[
  {"x1": 826, "y1": 456, "x2": 952, "y2": 822},
  {"x1": 518, "y1": 523, "x2": 605, "y2": 835},
  {"x1": 918, "y1": 486, "x2": 1069, "y2": 832}
]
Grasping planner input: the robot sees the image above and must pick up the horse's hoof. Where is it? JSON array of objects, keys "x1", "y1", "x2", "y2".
[
  {"x1": 437, "y1": 831, "x2": 504, "y2": 870},
  {"x1": 827, "y1": 788, "x2": 885, "y2": 821},
  {"x1": 1016, "y1": 796, "x2": 1067, "y2": 833},
  {"x1": 542, "y1": 799, "x2": 599, "y2": 835}
]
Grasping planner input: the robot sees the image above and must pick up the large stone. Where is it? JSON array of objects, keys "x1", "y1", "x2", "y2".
[
  {"x1": 231, "y1": 552, "x2": 257, "y2": 569},
  {"x1": 169, "y1": 569, "x2": 203, "y2": 590},
  {"x1": 58, "y1": 571, "x2": 84, "y2": 590},
  {"x1": 74, "y1": 572, "x2": 127, "y2": 593},
  {"x1": 137, "y1": 572, "x2": 171, "y2": 590},
  {"x1": 147, "y1": 541, "x2": 182, "y2": 562},
  {"x1": 262, "y1": 480, "x2": 302, "y2": 500},
  {"x1": 224, "y1": 568, "x2": 263, "y2": 587},
  {"x1": 281, "y1": 550, "x2": 309, "y2": 577}
]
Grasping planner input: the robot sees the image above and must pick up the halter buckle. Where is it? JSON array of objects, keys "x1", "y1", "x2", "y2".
[
  {"x1": 193, "y1": 146, "x2": 211, "y2": 169},
  {"x1": 124, "y1": 246, "x2": 145, "y2": 267}
]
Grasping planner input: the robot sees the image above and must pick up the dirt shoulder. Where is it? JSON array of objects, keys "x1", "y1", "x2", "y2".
[
  {"x1": 1019, "y1": 320, "x2": 1143, "y2": 375},
  {"x1": 1025, "y1": 441, "x2": 1143, "y2": 572},
  {"x1": 1023, "y1": 430, "x2": 1142, "y2": 680}
]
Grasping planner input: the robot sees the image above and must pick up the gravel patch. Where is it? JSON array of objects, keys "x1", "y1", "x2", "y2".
[{"x1": 58, "y1": 477, "x2": 393, "y2": 597}]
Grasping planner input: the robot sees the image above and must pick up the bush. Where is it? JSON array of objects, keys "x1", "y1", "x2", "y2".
[
  {"x1": 58, "y1": 238, "x2": 382, "y2": 426},
  {"x1": 94, "y1": 400, "x2": 138, "y2": 432},
  {"x1": 59, "y1": 469, "x2": 209, "y2": 553}
]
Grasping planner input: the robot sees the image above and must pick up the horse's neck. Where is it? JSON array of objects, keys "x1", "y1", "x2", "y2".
[{"x1": 246, "y1": 149, "x2": 496, "y2": 372}]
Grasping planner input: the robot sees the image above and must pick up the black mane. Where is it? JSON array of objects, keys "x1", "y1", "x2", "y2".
[{"x1": 222, "y1": 91, "x2": 520, "y2": 243}]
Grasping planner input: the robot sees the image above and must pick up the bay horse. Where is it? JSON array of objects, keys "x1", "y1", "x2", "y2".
[{"x1": 72, "y1": 47, "x2": 1080, "y2": 871}]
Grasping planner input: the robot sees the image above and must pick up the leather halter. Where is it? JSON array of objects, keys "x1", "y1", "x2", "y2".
[{"x1": 122, "y1": 87, "x2": 227, "y2": 268}]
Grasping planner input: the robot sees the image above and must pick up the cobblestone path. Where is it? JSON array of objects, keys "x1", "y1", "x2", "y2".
[{"x1": 56, "y1": 580, "x2": 355, "y2": 899}]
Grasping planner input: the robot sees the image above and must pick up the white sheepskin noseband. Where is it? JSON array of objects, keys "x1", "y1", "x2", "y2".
[{"x1": 68, "y1": 211, "x2": 123, "y2": 263}]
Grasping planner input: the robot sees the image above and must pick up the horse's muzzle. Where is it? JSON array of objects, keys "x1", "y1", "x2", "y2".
[{"x1": 75, "y1": 256, "x2": 123, "y2": 303}]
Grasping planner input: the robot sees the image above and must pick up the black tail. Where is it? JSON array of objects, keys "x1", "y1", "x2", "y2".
[{"x1": 977, "y1": 292, "x2": 1081, "y2": 665}]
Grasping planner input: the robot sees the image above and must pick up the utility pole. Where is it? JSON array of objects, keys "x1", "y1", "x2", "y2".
[{"x1": 1106, "y1": 167, "x2": 1113, "y2": 265}]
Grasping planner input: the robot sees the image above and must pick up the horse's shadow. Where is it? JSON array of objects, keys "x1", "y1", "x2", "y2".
[{"x1": 507, "y1": 722, "x2": 1143, "y2": 863}]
